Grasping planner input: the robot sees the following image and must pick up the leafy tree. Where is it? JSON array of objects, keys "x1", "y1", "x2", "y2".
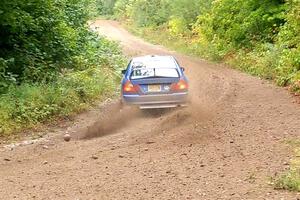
[
  {"x1": 127, "y1": 0, "x2": 170, "y2": 27},
  {"x1": 0, "y1": 0, "x2": 126, "y2": 135},
  {"x1": 196, "y1": 0, "x2": 286, "y2": 48},
  {"x1": 275, "y1": 0, "x2": 300, "y2": 86},
  {"x1": 96, "y1": 0, "x2": 117, "y2": 15},
  {"x1": 0, "y1": 0, "x2": 94, "y2": 89},
  {"x1": 167, "y1": 0, "x2": 212, "y2": 36}
]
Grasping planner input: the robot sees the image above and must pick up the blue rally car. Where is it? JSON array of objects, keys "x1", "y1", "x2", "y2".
[{"x1": 121, "y1": 55, "x2": 189, "y2": 109}]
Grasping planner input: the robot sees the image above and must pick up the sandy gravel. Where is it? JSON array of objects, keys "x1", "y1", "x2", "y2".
[{"x1": 0, "y1": 20, "x2": 300, "y2": 200}]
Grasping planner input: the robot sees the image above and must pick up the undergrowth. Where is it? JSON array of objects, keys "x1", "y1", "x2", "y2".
[{"x1": 273, "y1": 141, "x2": 300, "y2": 192}]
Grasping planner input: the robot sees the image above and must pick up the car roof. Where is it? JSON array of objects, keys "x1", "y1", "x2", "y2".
[{"x1": 131, "y1": 55, "x2": 178, "y2": 69}]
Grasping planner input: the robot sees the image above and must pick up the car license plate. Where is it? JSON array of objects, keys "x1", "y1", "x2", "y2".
[{"x1": 148, "y1": 84, "x2": 161, "y2": 92}]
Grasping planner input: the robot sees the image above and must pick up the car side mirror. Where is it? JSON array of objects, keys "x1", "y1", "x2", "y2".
[
  {"x1": 181, "y1": 67, "x2": 185, "y2": 72},
  {"x1": 121, "y1": 69, "x2": 126, "y2": 75}
]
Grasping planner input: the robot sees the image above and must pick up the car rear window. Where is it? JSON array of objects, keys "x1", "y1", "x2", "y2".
[{"x1": 130, "y1": 67, "x2": 179, "y2": 80}]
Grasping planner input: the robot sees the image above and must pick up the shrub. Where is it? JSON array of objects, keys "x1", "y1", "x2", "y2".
[
  {"x1": 275, "y1": 0, "x2": 300, "y2": 87},
  {"x1": 0, "y1": 0, "x2": 127, "y2": 137},
  {"x1": 0, "y1": 54, "x2": 124, "y2": 137},
  {"x1": 274, "y1": 144, "x2": 300, "y2": 192},
  {"x1": 168, "y1": 18, "x2": 188, "y2": 37},
  {"x1": 95, "y1": 0, "x2": 117, "y2": 15},
  {"x1": 0, "y1": 0, "x2": 95, "y2": 87}
]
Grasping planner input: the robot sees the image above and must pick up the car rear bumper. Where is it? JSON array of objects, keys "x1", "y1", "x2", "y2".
[{"x1": 122, "y1": 92, "x2": 188, "y2": 109}]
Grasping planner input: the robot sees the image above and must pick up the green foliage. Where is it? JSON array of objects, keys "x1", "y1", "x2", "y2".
[
  {"x1": 112, "y1": 0, "x2": 300, "y2": 94},
  {"x1": 275, "y1": 171, "x2": 300, "y2": 191},
  {"x1": 196, "y1": 0, "x2": 286, "y2": 49},
  {"x1": 169, "y1": 0, "x2": 210, "y2": 29},
  {"x1": 128, "y1": 0, "x2": 170, "y2": 27},
  {"x1": 0, "y1": 0, "x2": 126, "y2": 136},
  {"x1": 273, "y1": 144, "x2": 300, "y2": 192},
  {"x1": 0, "y1": 35, "x2": 125, "y2": 137},
  {"x1": 168, "y1": 18, "x2": 188, "y2": 37},
  {"x1": 95, "y1": 0, "x2": 117, "y2": 15},
  {"x1": 113, "y1": 0, "x2": 130, "y2": 18},
  {"x1": 228, "y1": 0, "x2": 300, "y2": 88},
  {"x1": 275, "y1": 0, "x2": 300, "y2": 87},
  {"x1": 0, "y1": 0, "x2": 93, "y2": 87},
  {"x1": 114, "y1": 0, "x2": 210, "y2": 29},
  {"x1": 0, "y1": 67, "x2": 112, "y2": 135}
]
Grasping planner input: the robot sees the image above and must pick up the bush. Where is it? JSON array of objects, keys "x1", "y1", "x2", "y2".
[
  {"x1": 95, "y1": 0, "x2": 117, "y2": 15},
  {"x1": 0, "y1": 0, "x2": 127, "y2": 136},
  {"x1": 168, "y1": 18, "x2": 188, "y2": 37},
  {"x1": 127, "y1": 0, "x2": 170, "y2": 27},
  {"x1": 275, "y1": 170, "x2": 300, "y2": 191},
  {"x1": 195, "y1": 0, "x2": 286, "y2": 50},
  {"x1": 274, "y1": 143, "x2": 300, "y2": 192},
  {"x1": 0, "y1": 0, "x2": 95, "y2": 87},
  {"x1": 113, "y1": 0, "x2": 210, "y2": 28},
  {"x1": 0, "y1": 36, "x2": 125, "y2": 137},
  {"x1": 275, "y1": 0, "x2": 300, "y2": 87}
]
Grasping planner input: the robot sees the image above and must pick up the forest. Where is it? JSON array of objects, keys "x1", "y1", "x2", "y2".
[
  {"x1": 0, "y1": 0, "x2": 125, "y2": 136},
  {"x1": 102, "y1": 0, "x2": 299, "y2": 93}
]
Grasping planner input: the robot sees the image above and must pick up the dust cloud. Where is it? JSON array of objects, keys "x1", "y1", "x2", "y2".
[
  {"x1": 78, "y1": 80, "x2": 214, "y2": 140},
  {"x1": 80, "y1": 102, "x2": 140, "y2": 139}
]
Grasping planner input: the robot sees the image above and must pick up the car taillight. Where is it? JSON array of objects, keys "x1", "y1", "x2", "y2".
[
  {"x1": 171, "y1": 79, "x2": 188, "y2": 91},
  {"x1": 123, "y1": 80, "x2": 138, "y2": 93}
]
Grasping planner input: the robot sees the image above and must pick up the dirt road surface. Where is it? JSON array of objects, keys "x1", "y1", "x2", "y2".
[{"x1": 1, "y1": 20, "x2": 300, "y2": 200}]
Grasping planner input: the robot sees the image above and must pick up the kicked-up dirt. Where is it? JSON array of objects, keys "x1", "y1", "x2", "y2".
[{"x1": 0, "y1": 20, "x2": 300, "y2": 200}]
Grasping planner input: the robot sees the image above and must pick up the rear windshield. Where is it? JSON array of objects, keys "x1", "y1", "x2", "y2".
[{"x1": 130, "y1": 68, "x2": 179, "y2": 80}]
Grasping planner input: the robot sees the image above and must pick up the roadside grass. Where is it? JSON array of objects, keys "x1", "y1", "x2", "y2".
[
  {"x1": 0, "y1": 66, "x2": 123, "y2": 139},
  {"x1": 273, "y1": 140, "x2": 300, "y2": 192}
]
